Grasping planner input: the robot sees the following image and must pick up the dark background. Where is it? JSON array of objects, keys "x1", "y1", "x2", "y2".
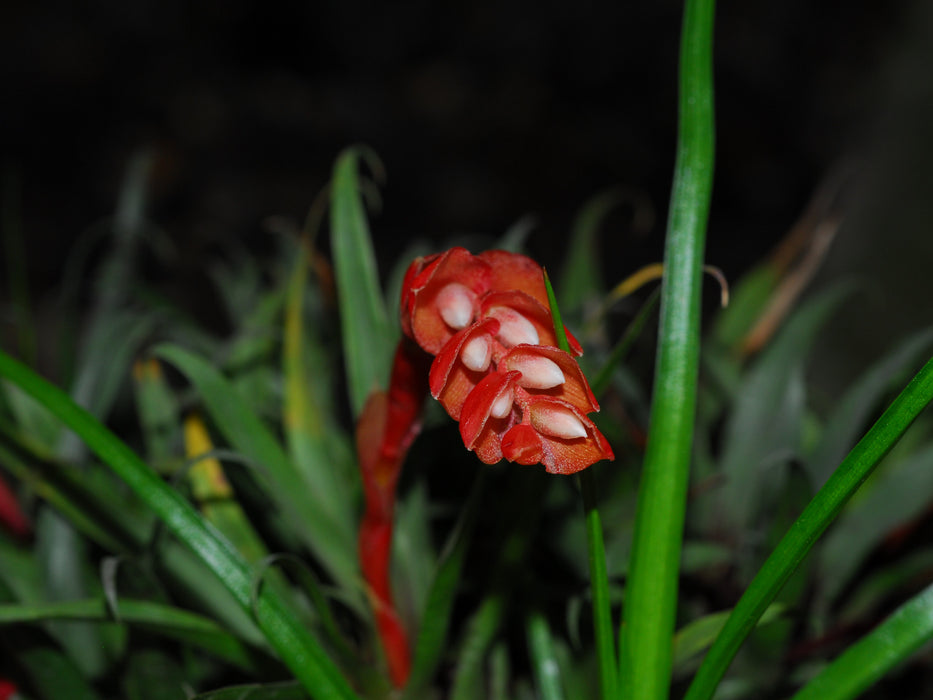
[{"x1": 2, "y1": 0, "x2": 932, "y2": 385}]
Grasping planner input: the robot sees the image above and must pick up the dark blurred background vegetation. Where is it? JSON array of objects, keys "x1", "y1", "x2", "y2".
[{"x1": 2, "y1": 0, "x2": 932, "y2": 388}]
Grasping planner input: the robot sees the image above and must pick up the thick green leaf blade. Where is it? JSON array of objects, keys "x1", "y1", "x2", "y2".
[
  {"x1": 0, "y1": 349, "x2": 360, "y2": 700},
  {"x1": 791, "y1": 581, "x2": 933, "y2": 700},
  {"x1": 618, "y1": 0, "x2": 716, "y2": 696},
  {"x1": 329, "y1": 147, "x2": 394, "y2": 417},
  {"x1": 684, "y1": 354, "x2": 933, "y2": 700},
  {"x1": 153, "y1": 343, "x2": 359, "y2": 594}
]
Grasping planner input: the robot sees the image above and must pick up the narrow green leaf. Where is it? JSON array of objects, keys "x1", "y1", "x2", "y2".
[
  {"x1": 526, "y1": 611, "x2": 566, "y2": 700},
  {"x1": 154, "y1": 343, "x2": 359, "y2": 597},
  {"x1": 0, "y1": 598, "x2": 262, "y2": 671},
  {"x1": 0, "y1": 349, "x2": 361, "y2": 700},
  {"x1": 329, "y1": 147, "x2": 394, "y2": 417},
  {"x1": 792, "y1": 581, "x2": 933, "y2": 700},
  {"x1": 619, "y1": 0, "x2": 716, "y2": 697},
  {"x1": 684, "y1": 354, "x2": 933, "y2": 700},
  {"x1": 282, "y1": 240, "x2": 356, "y2": 554}
]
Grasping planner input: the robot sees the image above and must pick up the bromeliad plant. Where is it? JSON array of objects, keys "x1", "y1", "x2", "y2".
[{"x1": 4, "y1": 0, "x2": 933, "y2": 698}]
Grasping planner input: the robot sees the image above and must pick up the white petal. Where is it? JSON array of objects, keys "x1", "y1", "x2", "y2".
[
  {"x1": 534, "y1": 406, "x2": 587, "y2": 439},
  {"x1": 490, "y1": 388, "x2": 514, "y2": 418},
  {"x1": 461, "y1": 335, "x2": 492, "y2": 372},
  {"x1": 488, "y1": 307, "x2": 539, "y2": 347},
  {"x1": 513, "y1": 356, "x2": 565, "y2": 389},
  {"x1": 436, "y1": 283, "x2": 476, "y2": 329}
]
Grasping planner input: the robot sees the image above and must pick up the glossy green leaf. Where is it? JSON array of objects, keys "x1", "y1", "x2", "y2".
[
  {"x1": 685, "y1": 354, "x2": 933, "y2": 700},
  {"x1": 0, "y1": 349, "x2": 360, "y2": 700},
  {"x1": 618, "y1": 0, "x2": 716, "y2": 697},
  {"x1": 792, "y1": 581, "x2": 933, "y2": 700},
  {"x1": 329, "y1": 146, "x2": 394, "y2": 417}
]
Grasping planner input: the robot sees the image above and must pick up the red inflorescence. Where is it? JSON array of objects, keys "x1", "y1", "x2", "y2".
[{"x1": 401, "y1": 247, "x2": 613, "y2": 475}]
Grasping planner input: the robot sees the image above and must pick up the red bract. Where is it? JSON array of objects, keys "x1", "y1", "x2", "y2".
[
  {"x1": 355, "y1": 337, "x2": 431, "y2": 687},
  {"x1": 401, "y1": 247, "x2": 613, "y2": 475}
]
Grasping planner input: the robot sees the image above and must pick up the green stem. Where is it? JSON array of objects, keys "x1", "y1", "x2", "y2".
[
  {"x1": 618, "y1": 0, "x2": 716, "y2": 697},
  {"x1": 580, "y1": 470, "x2": 619, "y2": 698}
]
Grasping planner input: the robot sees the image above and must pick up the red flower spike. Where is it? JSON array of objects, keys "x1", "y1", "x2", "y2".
[
  {"x1": 355, "y1": 337, "x2": 431, "y2": 687},
  {"x1": 400, "y1": 246, "x2": 614, "y2": 475}
]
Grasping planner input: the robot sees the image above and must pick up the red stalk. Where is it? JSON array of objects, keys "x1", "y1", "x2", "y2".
[{"x1": 355, "y1": 337, "x2": 430, "y2": 687}]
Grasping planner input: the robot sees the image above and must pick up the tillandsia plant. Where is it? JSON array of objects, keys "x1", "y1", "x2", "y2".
[{"x1": 5, "y1": 0, "x2": 933, "y2": 699}]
